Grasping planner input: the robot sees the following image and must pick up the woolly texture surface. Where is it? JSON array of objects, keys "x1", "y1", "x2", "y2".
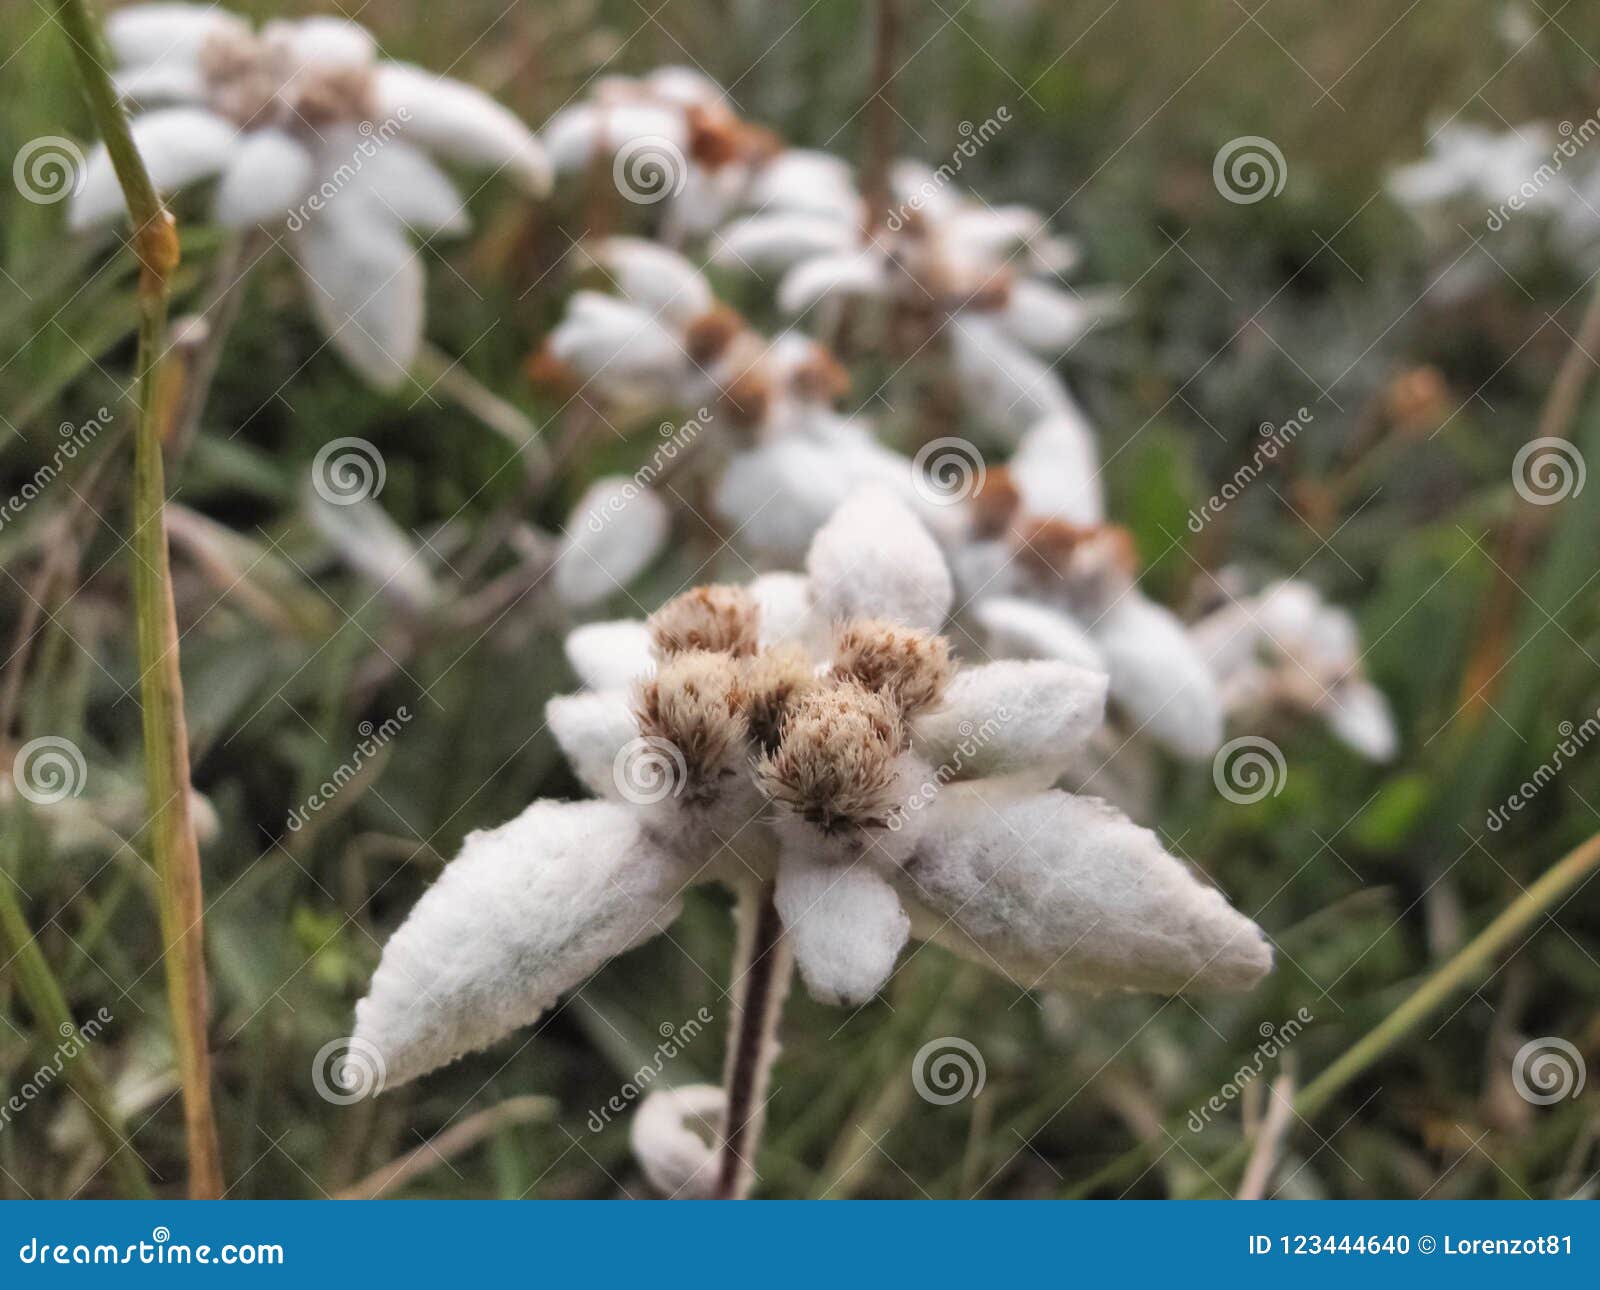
[
  {"x1": 806, "y1": 488, "x2": 953, "y2": 634},
  {"x1": 901, "y1": 785, "x2": 1272, "y2": 995},
  {"x1": 1093, "y1": 594, "x2": 1224, "y2": 761},
  {"x1": 630, "y1": 1084, "x2": 725, "y2": 1199},
  {"x1": 564, "y1": 620, "x2": 654, "y2": 690},
  {"x1": 554, "y1": 478, "x2": 670, "y2": 607},
  {"x1": 774, "y1": 849, "x2": 910, "y2": 1005},
  {"x1": 546, "y1": 690, "x2": 637, "y2": 799},
  {"x1": 354, "y1": 800, "x2": 687, "y2": 1085},
  {"x1": 973, "y1": 594, "x2": 1107, "y2": 673},
  {"x1": 912, "y1": 660, "x2": 1107, "y2": 781}
]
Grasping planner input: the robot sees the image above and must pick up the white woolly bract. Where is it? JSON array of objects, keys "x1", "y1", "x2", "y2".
[
  {"x1": 1092, "y1": 593, "x2": 1224, "y2": 761},
  {"x1": 546, "y1": 690, "x2": 637, "y2": 799},
  {"x1": 71, "y1": 107, "x2": 238, "y2": 230},
  {"x1": 213, "y1": 129, "x2": 314, "y2": 226},
  {"x1": 911, "y1": 660, "x2": 1107, "y2": 782},
  {"x1": 1008, "y1": 415, "x2": 1105, "y2": 526},
  {"x1": 1322, "y1": 678, "x2": 1399, "y2": 762},
  {"x1": 554, "y1": 477, "x2": 670, "y2": 607},
  {"x1": 805, "y1": 488, "x2": 953, "y2": 634},
  {"x1": 353, "y1": 800, "x2": 686, "y2": 1086},
  {"x1": 774, "y1": 849, "x2": 910, "y2": 1006},
  {"x1": 900, "y1": 784, "x2": 1272, "y2": 994},
  {"x1": 630, "y1": 1084, "x2": 725, "y2": 1199},
  {"x1": 564, "y1": 620, "x2": 654, "y2": 690},
  {"x1": 585, "y1": 238, "x2": 713, "y2": 323},
  {"x1": 972, "y1": 595, "x2": 1106, "y2": 673}
]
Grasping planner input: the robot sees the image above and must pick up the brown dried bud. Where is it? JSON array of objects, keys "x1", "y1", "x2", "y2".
[
  {"x1": 755, "y1": 682, "x2": 903, "y2": 832},
  {"x1": 739, "y1": 644, "x2": 818, "y2": 754},
  {"x1": 635, "y1": 651, "x2": 749, "y2": 799},
  {"x1": 787, "y1": 346, "x2": 852, "y2": 405},
  {"x1": 968, "y1": 466, "x2": 1021, "y2": 540},
  {"x1": 649, "y1": 585, "x2": 762, "y2": 659},
  {"x1": 831, "y1": 619, "x2": 952, "y2": 720},
  {"x1": 683, "y1": 304, "x2": 747, "y2": 367}
]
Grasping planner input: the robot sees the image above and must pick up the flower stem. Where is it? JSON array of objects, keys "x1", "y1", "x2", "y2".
[
  {"x1": 859, "y1": 0, "x2": 905, "y2": 229},
  {"x1": 53, "y1": 0, "x2": 224, "y2": 1198},
  {"x1": 0, "y1": 814, "x2": 154, "y2": 1198},
  {"x1": 714, "y1": 879, "x2": 793, "y2": 1199}
]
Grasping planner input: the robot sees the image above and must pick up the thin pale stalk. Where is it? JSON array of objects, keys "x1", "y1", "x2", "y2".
[
  {"x1": 0, "y1": 817, "x2": 153, "y2": 1198},
  {"x1": 714, "y1": 879, "x2": 793, "y2": 1200},
  {"x1": 53, "y1": 0, "x2": 223, "y2": 1198}
]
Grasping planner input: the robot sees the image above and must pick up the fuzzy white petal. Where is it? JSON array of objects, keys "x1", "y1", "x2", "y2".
[
  {"x1": 749, "y1": 150, "x2": 861, "y2": 222},
  {"x1": 113, "y1": 61, "x2": 206, "y2": 105},
  {"x1": 631, "y1": 1085, "x2": 724, "y2": 1199},
  {"x1": 554, "y1": 477, "x2": 670, "y2": 607},
  {"x1": 564, "y1": 620, "x2": 654, "y2": 690},
  {"x1": 643, "y1": 66, "x2": 724, "y2": 107},
  {"x1": 70, "y1": 108, "x2": 238, "y2": 231},
  {"x1": 1008, "y1": 414, "x2": 1104, "y2": 525},
  {"x1": 212, "y1": 129, "x2": 314, "y2": 227},
  {"x1": 714, "y1": 419, "x2": 920, "y2": 564},
  {"x1": 749, "y1": 573, "x2": 818, "y2": 649},
  {"x1": 374, "y1": 62, "x2": 551, "y2": 194},
  {"x1": 711, "y1": 212, "x2": 858, "y2": 273},
  {"x1": 912, "y1": 660, "x2": 1107, "y2": 781},
  {"x1": 274, "y1": 15, "x2": 376, "y2": 66},
  {"x1": 585, "y1": 238, "x2": 712, "y2": 323},
  {"x1": 107, "y1": 4, "x2": 250, "y2": 66},
  {"x1": 1322, "y1": 680, "x2": 1398, "y2": 762},
  {"x1": 547, "y1": 691, "x2": 638, "y2": 800},
  {"x1": 971, "y1": 596, "x2": 1107, "y2": 673},
  {"x1": 995, "y1": 279, "x2": 1103, "y2": 352},
  {"x1": 547, "y1": 292, "x2": 689, "y2": 393},
  {"x1": 777, "y1": 249, "x2": 889, "y2": 316},
  {"x1": 901, "y1": 784, "x2": 1272, "y2": 994},
  {"x1": 949, "y1": 315, "x2": 1086, "y2": 437},
  {"x1": 805, "y1": 487, "x2": 953, "y2": 633},
  {"x1": 292, "y1": 201, "x2": 422, "y2": 390},
  {"x1": 775, "y1": 850, "x2": 909, "y2": 1006},
  {"x1": 1093, "y1": 594, "x2": 1224, "y2": 760},
  {"x1": 353, "y1": 799, "x2": 685, "y2": 1085},
  {"x1": 333, "y1": 136, "x2": 469, "y2": 235}
]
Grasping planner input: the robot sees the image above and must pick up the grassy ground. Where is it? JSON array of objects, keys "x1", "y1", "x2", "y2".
[{"x1": 1, "y1": 0, "x2": 1598, "y2": 1198}]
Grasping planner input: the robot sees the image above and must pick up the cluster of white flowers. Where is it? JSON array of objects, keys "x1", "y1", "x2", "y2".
[{"x1": 62, "y1": 10, "x2": 1400, "y2": 1196}]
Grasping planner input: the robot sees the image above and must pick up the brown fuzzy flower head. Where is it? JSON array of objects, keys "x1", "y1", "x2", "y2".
[
  {"x1": 649, "y1": 585, "x2": 762, "y2": 659},
  {"x1": 718, "y1": 367, "x2": 774, "y2": 431},
  {"x1": 831, "y1": 620, "x2": 952, "y2": 721},
  {"x1": 635, "y1": 651, "x2": 749, "y2": 798},
  {"x1": 755, "y1": 682, "x2": 903, "y2": 833},
  {"x1": 787, "y1": 347, "x2": 852, "y2": 406},
  {"x1": 198, "y1": 29, "x2": 374, "y2": 131},
  {"x1": 739, "y1": 644, "x2": 819, "y2": 754}
]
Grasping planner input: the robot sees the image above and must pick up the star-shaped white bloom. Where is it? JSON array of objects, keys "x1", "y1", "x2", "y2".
[
  {"x1": 712, "y1": 158, "x2": 1111, "y2": 439},
  {"x1": 69, "y1": 5, "x2": 551, "y2": 388},
  {"x1": 1190, "y1": 574, "x2": 1398, "y2": 762},
  {"x1": 354, "y1": 489, "x2": 1272, "y2": 1087}
]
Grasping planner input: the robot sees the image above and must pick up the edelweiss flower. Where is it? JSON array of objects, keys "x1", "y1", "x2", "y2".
[
  {"x1": 542, "y1": 68, "x2": 781, "y2": 240},
  {"x1": 532, "y1": 237, "x2": 852, "y2": 436},
  {"x1": 713, "y1": 158, "x2": 1109, "y2": 438},
  {"x1": 1190, "y1": 575, "x2": 1398, "y2": 762},
  {"x1": 949, "y1": 420, "x2": 1227, "y2": 760},
  {"x1": 354, "y1": 489, "x2": 1272, "y2": 1090},
  {"x1": 70, "y1": 5, "x2": 551, "y2": 388}
]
